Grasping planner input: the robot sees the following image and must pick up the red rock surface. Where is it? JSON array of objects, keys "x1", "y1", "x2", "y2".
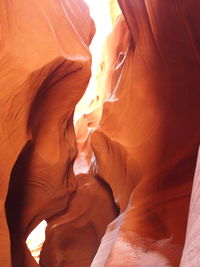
[
  {"x1": 91, "y1": 0, "x2": 200, "y2": 265},
  {"x1": 0, "y1": 0, "x2": 94, "y2": 266},
  {"x1": 0, "y1": 0, "x2": 200, "y2": 266}
]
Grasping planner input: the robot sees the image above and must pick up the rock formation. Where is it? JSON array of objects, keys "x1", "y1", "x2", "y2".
[
  {"x1": 0, "y1": 0, "x2": 200, "y2": 266},
  {"x1": 90, "y1": 0, "x2": 200, "y2": 266},
  {"x1": 0, "y1": 0, "x2": 94, "y2": 265}
]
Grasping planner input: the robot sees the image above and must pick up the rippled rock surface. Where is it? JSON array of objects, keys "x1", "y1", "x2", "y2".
[{"x1": 0, "y1": 0, "x2": 200, "y2": 266}]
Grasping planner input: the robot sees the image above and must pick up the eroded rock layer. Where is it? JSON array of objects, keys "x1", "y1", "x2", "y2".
[
  {"x1": 1, "y1": 0, "x2": 94, "y2": 266},
  {"x1": 0, "y1": 0, "x2": 200, "y2": 267},
  {"x1": 91, "y1": 0, "x2": 200, "y2": 266},
  {"x1": 90, "y1": 0, "x2": 200, "y2": 266}
]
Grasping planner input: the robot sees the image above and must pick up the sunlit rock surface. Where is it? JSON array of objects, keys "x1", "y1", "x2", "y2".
[
  {"x1": 90, "y1": 0, "x2": 200, "y2": 266},
  {"x1": 26, "y1": 221, "x2": 47, "y2": 264},
  {"x1": 180, "y1": 149, "x2": 200, "y2": 267},
  {"x1": 0, "y1": 0, "x2": 200, "y2": 266},
  {"x1": 0, "y1": 0, "x2": 94, "y2": 266}
]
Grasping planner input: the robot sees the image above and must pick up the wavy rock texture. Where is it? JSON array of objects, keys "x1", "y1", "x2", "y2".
[
  {"x1": 40, "y1": 174, "x2": 118, "y2": 267},
  {"x1": 0, "y1": 0, "x2": 200, "y2": 267},
  {"x1": 0, "y1": 0, "x2": 94, "y2": 266},
  {"x1": 90, "y1": 0, "x2": 200, "y2": 266}
]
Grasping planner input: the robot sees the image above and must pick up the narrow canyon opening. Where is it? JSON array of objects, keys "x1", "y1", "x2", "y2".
[{"x1": 25, "y1": 0, "x2": 121, "y2": 264}]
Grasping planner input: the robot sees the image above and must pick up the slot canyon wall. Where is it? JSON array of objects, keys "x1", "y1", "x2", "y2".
[{"x1": 0, "y1": 0, "x2": 200, "y2": 266}]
